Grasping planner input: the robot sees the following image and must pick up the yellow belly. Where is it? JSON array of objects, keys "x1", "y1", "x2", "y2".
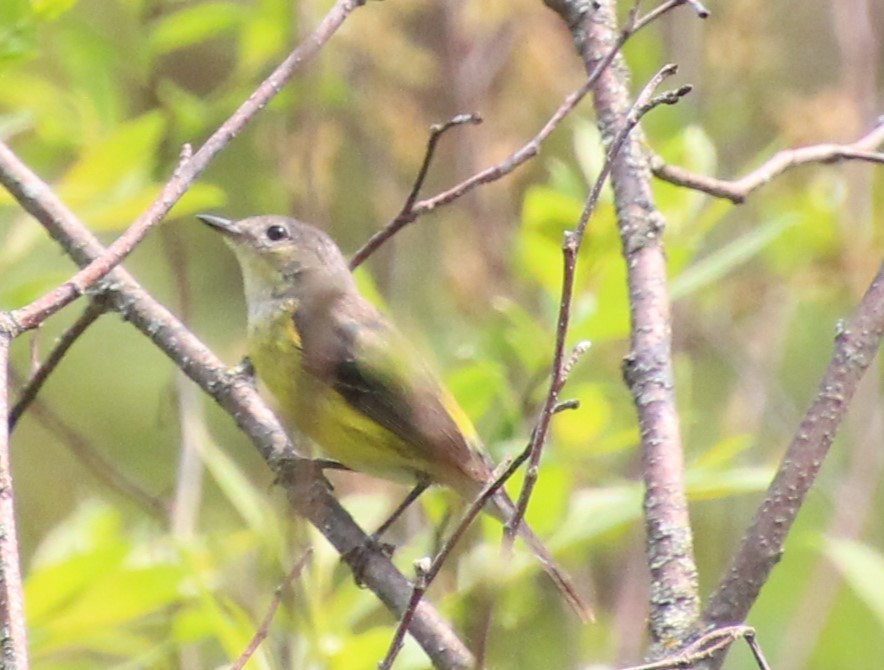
[{"x1": 248, "y1": 312, "x2": 425, "y2": 483}]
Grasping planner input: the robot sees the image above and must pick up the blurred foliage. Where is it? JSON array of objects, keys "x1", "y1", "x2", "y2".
[{"x1": 1, "y1": 0, "x2": 883, "y2": 668}]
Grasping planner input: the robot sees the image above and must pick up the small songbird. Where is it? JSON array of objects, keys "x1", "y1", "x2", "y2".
[{"x1": 199, "y1": 213, "x2": 590, "y2": 620}]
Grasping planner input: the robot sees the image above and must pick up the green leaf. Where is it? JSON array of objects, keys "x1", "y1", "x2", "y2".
[
  {"x1": 0, "y1": 0, "x2": 37, "y2": 66},
  {"x1": 825, "y1": 539, "x2": 884, "y2": 628},
  {"x1": 685, "y1": 466, "x2": 773, "y2": 500},
  {"x1": 671, "y1": 215, "x2": 798, "y2": 300},
  {"x1": 58, "y1": 111, "x2": 167, "y2": 204},
  {"x1": 199, "y1": 430, "x2": 280, "y2": 542},
  {"x1": 33, "y1": 0, "x2": 80, "y2": 21},
  {"x1": 149, "y1": 2, "x2": 245, "y2": 55}
]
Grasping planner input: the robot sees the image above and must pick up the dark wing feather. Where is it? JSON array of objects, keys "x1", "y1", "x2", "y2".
[{"x1": 298, "y1": 291, "x2": 483, "y2": 483}]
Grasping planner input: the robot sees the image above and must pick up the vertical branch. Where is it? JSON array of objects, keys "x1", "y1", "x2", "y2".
[
  {"x1": 545, "y1": 0, "x2": 700, "y2": 652},
  {"x1": 0, "y1": 326, "x2": 28, "y2": 670}
]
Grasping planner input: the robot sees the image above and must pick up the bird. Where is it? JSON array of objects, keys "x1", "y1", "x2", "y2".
[{"x1": 199, "y1": 213, "x2": 590, "y2": 621}]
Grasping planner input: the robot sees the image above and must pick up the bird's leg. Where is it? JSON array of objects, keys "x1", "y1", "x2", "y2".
[
  {"x1": 371, "y1": 479, "x2": 430, "y2": 542},
  {"x1": 344, "y1": 478, "x2": 430, "y2": 587}
]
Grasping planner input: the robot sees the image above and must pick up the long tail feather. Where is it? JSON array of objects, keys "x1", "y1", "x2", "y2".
[{"x1": 490, "y1": 490, "x2": 593, "y2": 622}]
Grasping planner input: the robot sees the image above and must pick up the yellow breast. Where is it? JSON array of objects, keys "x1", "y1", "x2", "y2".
[{"x1": 247, "y1": 308, "x2": 428, "y2": 483}]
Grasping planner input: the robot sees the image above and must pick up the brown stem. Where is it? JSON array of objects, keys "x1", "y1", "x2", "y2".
[
  {"x1": 349, "y1": 13, "x2": 637, "y2": 266},
  {"x1": 651, "y1": 121, "x2": 884, "y2": 204},
  {"x1": 9, "y1": 298, "x2": 106, "y2": 430},
  {"x1": 546, "y1": 0, "x2": 702, "y2": 652},
  {"x1": 507, "y1": 61, "x2": 690, "y2": 551},
  {"x1": 0, "y1": 329, "x2": 28, "y2": 669},
  {"x1": 350, "y1": 113, "x2": 482, "y2": 269},
  {"x1": 615, "y1": 625, "x2": 767, "y2": 670},
  {"x1": 0, "y1": 0, "x2": 364, "y2": 333},
  {"x1": 702, "y1": 262, "x2": 884, "y2": 630}
]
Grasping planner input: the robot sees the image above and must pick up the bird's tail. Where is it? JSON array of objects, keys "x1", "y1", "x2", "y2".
[{"x1": 489, "y1": 489, "x2": 593, "y2": 623}]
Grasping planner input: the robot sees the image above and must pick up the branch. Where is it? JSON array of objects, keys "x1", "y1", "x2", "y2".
[
  {"x1": 379, "y1": 558, "x2": 431, "y2": 670},
  {"x1": 702, "y1": 261, "x2": 884, "y2": 630},
  {"x1": 0, "y1": 113, "x2": 473, "y2": 670},
  {"x1": 350, "y1": 0, "x2": 686, "y2": 265},
  {"x1": 9, "y1": 298, "x2": 107, "y2": 430},
  {"x1": 378, "y1": 451, "x2": 532, "y2": 670},
  {"x1": 0, "y1": 0, "x2": 364, "y2": 333},
  {"x1": 350, "y1": 113, "x2": 482, "y2": 269},
  {"x1": 507, "y1": 62, "x2": 690, "y2": 546},
  {"x1": 617, "y1": 626, "x2": 769, "y2": 670},
  {"x1": 651, "y1": 120, "x2": 884, "y2": 204},
  {"x1": 546, "y1": 0, "x2": 703, "y2": 652},
  {"x1": 0, "y1": 329, "x2": 28, "y2": 670}
]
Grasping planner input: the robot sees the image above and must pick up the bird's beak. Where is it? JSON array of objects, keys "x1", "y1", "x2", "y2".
[{"x1": 197, "y1": 214, "x2": 242, "y2": 238}]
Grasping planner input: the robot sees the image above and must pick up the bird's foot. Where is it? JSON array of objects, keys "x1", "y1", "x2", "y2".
[
  {"x1": 228, "y1": 356, "x2": 257, "y2": 389},
  {"x1": 343, "y1": 535, "x2": 397, "y2": 587}
]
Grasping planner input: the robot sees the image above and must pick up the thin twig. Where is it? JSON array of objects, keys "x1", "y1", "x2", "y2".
[
  {"x1": 379, "y1": 450, "x2": 531, "y2": 669},
  {"x1": 634, "y1": 0, "x2": 709, "y2": 32},
  {"x1": 350, "y1": 113, "x2": 482, "y2": 269},
  {"x1": 349, "y1": 2, "x2": 663, "y2": 266},
  {"x1": 427, "y1": 454, "x2": 527, "y2": 586},
  {"x1": 744, "y1": 630, "x2": 772, "y2": 670},
  {"x1": 577, "y1": 66, "x2": 690, "y2": 242},
  {"x1": 0, "y1": 0, "x2": 364, "y2": 334},
  {"x1": 651, "y1": 120, "x2": 884, "y2": 204},
  {"x1": 230, "y1": 549, "x2": 313, "y2": 670},
  {"x1": 379, "y1": 557, "x2": 431, "y2": 670},
  {"x1": 617, "y1": 626, "x2": 762, "y2": 670},
  {"x1": 9, "y1": 298, "x2": 107, "y2": 430},
  {"x1": 507, "y1": 64, "x2": 690, "y2": 541}
]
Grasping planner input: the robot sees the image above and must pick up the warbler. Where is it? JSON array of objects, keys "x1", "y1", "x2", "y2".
[{"x1": 199, "y1": 213, "x2": 590, "y2": 620}]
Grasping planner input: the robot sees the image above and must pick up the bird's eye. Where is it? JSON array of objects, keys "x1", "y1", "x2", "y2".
[{"x1": 266, "y1": 225, "x2": 288, "y2": 242}]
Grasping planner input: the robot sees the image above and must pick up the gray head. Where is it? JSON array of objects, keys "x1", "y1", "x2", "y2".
[{"x1": 198, "y1": 214, "x2": 356, "y2": 308}]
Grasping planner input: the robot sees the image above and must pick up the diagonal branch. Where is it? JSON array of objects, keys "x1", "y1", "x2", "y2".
[
  {"x1": 1, "y1": 0, "x2": 364, "y2": 333},
  {"x1": 9, "y1": 298, "x2": 107, "y2": 430},
  {"x1": 702, "y1": 261, "x2": 884, "y2": 630},
  {"x1": 507, "y1": 63, "x2": 691, "y2": 549},
  {"x1": 350, "y1": 0, "x2": 683, "y2": 266},
  {"x1": 0, "y1": 142, "x2": 473, "y2": 670}
]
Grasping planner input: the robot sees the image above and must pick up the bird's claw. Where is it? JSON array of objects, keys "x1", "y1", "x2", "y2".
[{"x1": 343, "y1": 536, "x2": 397, "y2": 587}]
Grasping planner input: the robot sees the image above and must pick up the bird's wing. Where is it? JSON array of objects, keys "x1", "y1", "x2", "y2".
[{"x1": 314, "y1": 295, "x2": 485, "y2": 484}]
